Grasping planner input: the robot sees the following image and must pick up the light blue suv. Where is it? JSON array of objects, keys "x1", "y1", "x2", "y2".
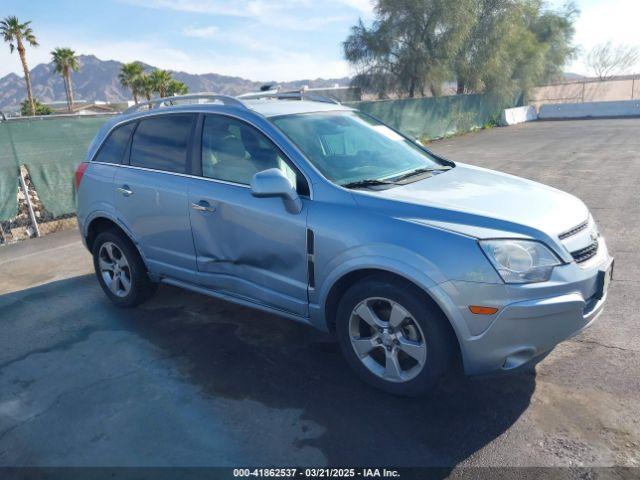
[{"x1": 76, "y1": 93, "x2": 613, "y2": 396}]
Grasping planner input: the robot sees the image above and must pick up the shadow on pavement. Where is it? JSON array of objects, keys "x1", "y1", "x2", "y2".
[
  {"x1": 130, "y1": 284, "x2": 537, "y2": 467},
  {"x1": 1, "y1": 276, "x2": 536, "y2": 467}
]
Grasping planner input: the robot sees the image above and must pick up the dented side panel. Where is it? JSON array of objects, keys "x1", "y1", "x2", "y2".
[{"x1": 187, "y1": 176, "x2": 309, "y2": 316}]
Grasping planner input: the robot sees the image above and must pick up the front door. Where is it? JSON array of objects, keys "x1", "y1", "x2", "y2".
[
  {"x1": 115, "y1": 114, "x2": 198, "y2": 281},
  {"x1": 187, "y1": 114, "x2": 309, "y2": 316}
]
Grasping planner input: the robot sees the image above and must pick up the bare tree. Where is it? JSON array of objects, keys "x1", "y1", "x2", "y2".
[{"x1": 586, "y1": 41, "x2": 640, "y2": 80}]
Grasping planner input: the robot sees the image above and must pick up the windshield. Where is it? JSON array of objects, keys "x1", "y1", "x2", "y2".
[{"x1": 271, "y1": 111, "x2": 449, "y2": 186}]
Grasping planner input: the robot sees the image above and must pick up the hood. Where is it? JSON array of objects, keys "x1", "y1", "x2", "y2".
[{"x1": 353, "y1": 163, "x2": 589, "y2": 240}]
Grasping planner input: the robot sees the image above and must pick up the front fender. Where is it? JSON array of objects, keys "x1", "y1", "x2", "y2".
[
  {"x1": 310, "y1": 243, "x2": 445, "y2": 330},
  {"x1": 318, "y1": 243, "x2": 446, "y2": 300},
  {"x1": 310, "y1": 243, "x2": 475, "y2": 358}
]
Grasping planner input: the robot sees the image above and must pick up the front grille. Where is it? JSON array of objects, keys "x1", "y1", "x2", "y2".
[
  {"x1": 571, "y1": 239, "x2": 599, "y2": 263},
  {"x1": 559, "y1": 220, "x2": 589, "y2": 240}
]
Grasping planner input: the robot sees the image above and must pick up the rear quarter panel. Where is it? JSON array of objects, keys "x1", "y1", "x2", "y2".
[{"x1": 76, "y1": 162, "x2": 118, "y2": 242}]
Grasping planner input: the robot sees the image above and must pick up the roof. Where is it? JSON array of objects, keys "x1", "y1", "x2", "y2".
[
  {"x1": 242, "y1": 99, "x2": 352, "y2": 117},
  {"x1": 121, "y1": 92, "x2": 354, "y2": 119}
]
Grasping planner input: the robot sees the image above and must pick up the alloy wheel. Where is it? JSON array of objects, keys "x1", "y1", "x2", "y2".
[
  {"x1": 98, "y1": 242, "x2": 132, "y2": 298},
  {"x1": 348, "y1": 297, "x2": 427, "y2": 383}
]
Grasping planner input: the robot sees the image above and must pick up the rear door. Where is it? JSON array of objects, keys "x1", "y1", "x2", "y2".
[
  {"x1": 187, "y1": 114, "x2": 310, "y2": 316},
  {"x1": 114, "y1": 113, "x2": 198, "y2": 281}
]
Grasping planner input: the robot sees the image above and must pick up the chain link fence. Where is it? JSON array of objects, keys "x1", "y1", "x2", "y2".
[
  {"x1": 528, "y1": 74, "x2": 640, "y2": 109},
  {"x1": 1, "y1": 93, "x2": 519, "y2": 246},
  {"x1": 0, "y1": 113, "x2": 116, "y2": 246},
  {"x1": 0, "y1": 165, "x2": 79, "y2": 245},
  {"x1": 347, "y1": 92, "x2": 521, "y2": 142}
]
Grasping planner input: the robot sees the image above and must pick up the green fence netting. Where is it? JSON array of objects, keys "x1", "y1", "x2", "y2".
[
  {"x1": 0, "y1": 93, "x2": 519, "y2": 222},
  {"x1": 348, "y1": 93, "x2": 521, "y2": 141},
  {"x1": 0, "y1": 163, "x2": 18, "y2": 221},
  {"x1": 0, "y1": 122, "x2": 19, "y2": 221},
  {"x1": 0, "y1": 115, "x2": 113, "y2": 221}
]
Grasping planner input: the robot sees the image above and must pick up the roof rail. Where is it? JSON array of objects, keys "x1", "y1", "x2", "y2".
[
  {"x1": 123, "y1": 93, "x2": 246, "y2": 114},
  {"x1": 237, "y1": 90, "x2": 341, "y2": 105}
]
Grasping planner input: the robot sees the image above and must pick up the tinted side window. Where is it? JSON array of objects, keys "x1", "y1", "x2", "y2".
[
  {"x1": 94, "y1": 122, "x2": 135, "y2": 164},
  {"x1": 201, "y1": 115, "x2": 309, "y2": 195},
  {"x1": 130, "y1": 115, "x2": 194, "y2": 173}
]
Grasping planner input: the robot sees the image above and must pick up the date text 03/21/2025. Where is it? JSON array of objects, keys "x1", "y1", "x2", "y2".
[{"x1": 232, "y1": 468, "x2": 401, "y2": 478}]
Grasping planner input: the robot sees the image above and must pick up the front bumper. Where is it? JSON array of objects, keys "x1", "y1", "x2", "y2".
[
  {"x1": 461, "y1": 287, "x2": 608, "y2": 374},
  {"x1": 432, "y1": 251, "x2": 613, "y2": 375}
]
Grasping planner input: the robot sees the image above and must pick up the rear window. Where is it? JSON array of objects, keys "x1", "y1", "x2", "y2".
[
  {"x1": 94, "y1": 122, "x2": 135, "y2": 164},
  {"x1": 129, "y1": 115, "x2": 194, "y2": 173}
]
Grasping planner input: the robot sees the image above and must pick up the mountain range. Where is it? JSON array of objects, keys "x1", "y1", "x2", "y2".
[{"x1": 0, "y1": 54, "x2": 350, "y2": 109}]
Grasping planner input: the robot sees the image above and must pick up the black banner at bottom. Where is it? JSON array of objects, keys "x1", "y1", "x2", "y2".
[{"x1": 0, "y1": 467, "x2": 638, "y2": 480}]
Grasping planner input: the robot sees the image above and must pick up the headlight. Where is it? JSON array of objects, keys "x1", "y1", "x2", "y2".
[{"x1": 479, "y1": 239, "x2": 562, "y2": 284}]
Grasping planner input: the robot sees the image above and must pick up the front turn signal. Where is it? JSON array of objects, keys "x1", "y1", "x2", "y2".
[{"x1": 469, "y1": 305, "x2": 499, "y2": 315}]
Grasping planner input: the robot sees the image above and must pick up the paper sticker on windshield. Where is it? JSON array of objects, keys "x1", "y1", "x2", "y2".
[{"x1": 372, "y1": 125, "x2": 404, "y2": 141}]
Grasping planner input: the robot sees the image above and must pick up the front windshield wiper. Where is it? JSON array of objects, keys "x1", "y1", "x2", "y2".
[
  {"x1": 341, "y1": 178, "x2": 398, "y2": 189},
  {"x1": 391, "y1": 166, "x2": 452, "y2": 182},
  {"x1": 341, "y1": 166, "x2": 452, "y2": 189}
]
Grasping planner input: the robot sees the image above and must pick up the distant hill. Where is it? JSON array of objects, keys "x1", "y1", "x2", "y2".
[
  {"x1": 0, "y1": 54, "x2": 350, "y2": 109},
  {"x1": 562, "y1": 72, "x2": 588, "y2": 82}
]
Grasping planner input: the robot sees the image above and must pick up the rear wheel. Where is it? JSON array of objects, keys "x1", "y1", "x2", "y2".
[
  {"x1": 336, "y1": 276, "x2": 454, "y2": 396},
  {"x1": 92, "y1": 229, "x2": 156, "y2": 307}
]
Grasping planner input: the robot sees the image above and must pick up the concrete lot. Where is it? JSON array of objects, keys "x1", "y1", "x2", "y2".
[{"x1": 0, "y1": 119, "x2": 639, "y2": 468}]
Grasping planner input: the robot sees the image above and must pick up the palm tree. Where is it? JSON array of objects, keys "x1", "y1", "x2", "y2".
[
  {"x1": 149, "y1": 69, "x2": 173, "y2": 98},
  {"x1": 166, "y1": 79, "x2": 188, "y2": 96},
  {"x1": 1, "y1": 16, "x2": 38, "y2": 116},
  {"x1": 134, "y1": 73, "x2": 154, "y2": 102},
  {"x1": 118, "y1": 62, "x2": 144, "y2": 104},
  {"x1": 51, "y1": 47, "x2": 80, "y2": 112}
]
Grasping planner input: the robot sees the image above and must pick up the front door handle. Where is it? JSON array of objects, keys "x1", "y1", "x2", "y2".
[
  {"x1": 117, "y1": 185, "x2": 133, "y2": 197},
  {"x1": 191, "y1": 200, "x2": 216, "y2": 212}
]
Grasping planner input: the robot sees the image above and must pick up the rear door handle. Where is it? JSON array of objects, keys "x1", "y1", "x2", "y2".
[
  {"x1": 117, "y1": 185, "x2": 133, "y2": 197},
  {"x1": 191, "y1": 200, "x2": 216, "y2": 212}
]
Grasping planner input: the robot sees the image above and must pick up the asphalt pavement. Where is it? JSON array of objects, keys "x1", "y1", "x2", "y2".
[{"x1": 0, "y1": 118, "x2": 638, "y2": 469}]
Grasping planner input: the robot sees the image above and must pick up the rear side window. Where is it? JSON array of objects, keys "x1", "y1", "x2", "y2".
[
  {"x1": 94, "y1": 122, "x2": 135, "y2": 164},
  {"x1": 129, "y1": 115, "x2": 194, "y2": 173}
]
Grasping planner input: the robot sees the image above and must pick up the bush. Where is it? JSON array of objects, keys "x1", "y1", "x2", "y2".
[{"x1": 20, "y1": 99, "x2": 54, "y2": 116}]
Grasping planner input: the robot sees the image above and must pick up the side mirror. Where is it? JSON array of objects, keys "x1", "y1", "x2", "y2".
[{"x1": 250, "y1": 168, "x2": 302, "y2": 214}]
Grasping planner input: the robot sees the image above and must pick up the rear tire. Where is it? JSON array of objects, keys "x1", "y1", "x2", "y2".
[
  {"x1": 336, "y1": 276, "x2": 454, "y2": 396},
  {"x1": 92, "y1": 229, "x2": 156, "y2": 307}
]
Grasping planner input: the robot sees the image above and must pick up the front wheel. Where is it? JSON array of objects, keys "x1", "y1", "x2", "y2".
[{"x1": 336, "y1": 276, "x2": 455, "y2": 396}]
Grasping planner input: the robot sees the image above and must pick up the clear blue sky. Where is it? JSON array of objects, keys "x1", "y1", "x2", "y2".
[{"x1": 1, "y1": 0, "x2": 637, "y2": 80}]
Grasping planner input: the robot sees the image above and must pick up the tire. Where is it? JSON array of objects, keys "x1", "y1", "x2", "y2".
[
  {"x1": 336, "y1": 276, "x2": 455, "y2": 396},
  {"x1": 92, "y1": 229, "x2": 156, "y2": 307}
]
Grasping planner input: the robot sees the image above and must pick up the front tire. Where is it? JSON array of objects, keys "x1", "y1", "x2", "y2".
[
  {"x1": 336, "y1": 276, "x2": 455, "y2": 396},
  {"x1": 92, "y1": 229, "x2": 156, "y2": 307}
]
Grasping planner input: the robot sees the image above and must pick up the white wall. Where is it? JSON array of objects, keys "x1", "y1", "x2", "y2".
[
  {"x1": 539, "y1": 100, "x2": 640, "y2": 119},
  {"x1": 500, "y1": 105, "x2": 538, "y2": 126}
]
